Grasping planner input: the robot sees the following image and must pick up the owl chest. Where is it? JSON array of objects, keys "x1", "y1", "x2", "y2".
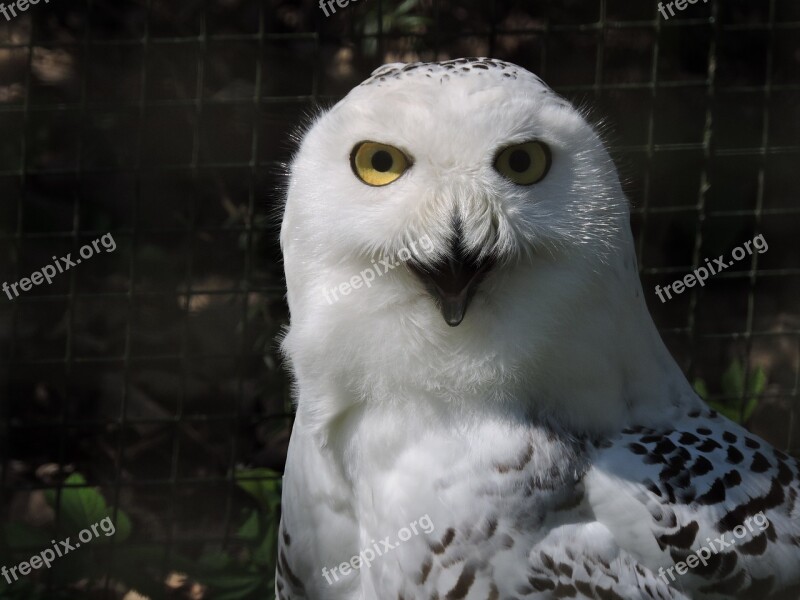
[{"x1": 346, "y1": 418, "x2": 588, "y2": 553}]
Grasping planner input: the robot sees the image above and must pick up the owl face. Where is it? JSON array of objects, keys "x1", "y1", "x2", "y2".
[
  {"x1": 281, "y1": 59, "x2": 653, "y2": 425},
  {"x1": 283, "y1": 59, "x2": 627, "y2": 329}
]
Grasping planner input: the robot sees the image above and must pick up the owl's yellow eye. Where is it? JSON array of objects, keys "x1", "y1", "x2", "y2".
[
  {"x1": 351, "y1": 142, "x2": 410, "y2": 187},
  {"x1": 494, "y1": 141, "x2": 551, "y2": 185}
]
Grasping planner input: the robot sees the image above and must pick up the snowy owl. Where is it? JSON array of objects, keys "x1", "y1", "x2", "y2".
[{"x1": 276, "y1": 58, "x2": 800, "y2": 599}]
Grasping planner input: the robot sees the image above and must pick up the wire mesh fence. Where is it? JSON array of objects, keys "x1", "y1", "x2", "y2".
[{"x1": 0, "y1": 0, "x2": 797, "y2": 598}]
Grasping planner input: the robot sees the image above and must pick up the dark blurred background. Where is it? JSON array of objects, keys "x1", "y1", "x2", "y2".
[{"x1": 0, "y1": 0, "x2": 797, "y2": 598}]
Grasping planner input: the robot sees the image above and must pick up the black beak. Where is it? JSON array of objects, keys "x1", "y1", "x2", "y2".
[{"x1": 409, "y1": 244, "x2": 493, "y2": 327}]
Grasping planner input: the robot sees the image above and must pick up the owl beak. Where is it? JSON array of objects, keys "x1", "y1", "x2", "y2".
[{"x1": 409, "y1": 253, "x2": 493, "y2": 327}]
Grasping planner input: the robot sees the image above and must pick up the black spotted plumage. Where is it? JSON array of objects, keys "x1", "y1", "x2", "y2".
[{"x1": 592, "y1": 407, "x2": 800, "y2": 600}]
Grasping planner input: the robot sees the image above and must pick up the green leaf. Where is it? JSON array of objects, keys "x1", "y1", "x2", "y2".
[
  {"x1": 393, "y1": 16, "x2": 430, "y2": 29},
  {"x1": 251, "y1": 517, "x2": 278, "y2": 568},
  {"x1": 203, "y1": 573, "x2": 267, "y2": 600},
  {"x1": 0, "y1": 577, "x2": 43, "y2": 600},
  {"x1": 693, "y1": 378, "x2": 709, "y2": 400},
  {"x1": 3, "y1": 522, "x2": 51, "y2": 550},
  {"x1": 743, "y1": 395, "x2": 759, "y2": 422},
  {"x1": 48, "y1": 549, "x2": 96, "y2": 587},
  {"x1": 233, "y1": 470, "x2": 281, "y2": 575},
  {"x1": 236, "y1": 510, "x2": 261, "y2": 542},
  {"x1": 393, "y1": 0, "x2": 421, "y2": 16},
  {"x1": 747, "y1": 366, "x2": 767, "y2": 398},
  {"x1": 43, "y1": 473, "x2": 131, "y2": 542},
  {"x1": 707, "y1": 400, "x2": 742, "y2": 423},
  {"x1": 720, "y1": 360, "x2": 745, "y2": 397},
  {"x1": 110, "y1": 510, "x2": 132, "y2": 542},
  {"x1": 235, "y1": 469, "x2": 282, "y2": 514},
  {"x1": 197, "y1": 549, "x2": 233, "y2": 571}
]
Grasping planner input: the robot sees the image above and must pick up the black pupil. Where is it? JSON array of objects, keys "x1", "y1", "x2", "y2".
[
  {"x1": 371, "y1": 150, "x2": 393, "y2": 172},
  {"x1": 508, "y1": 149, "x2": 531, "y2": 173}
]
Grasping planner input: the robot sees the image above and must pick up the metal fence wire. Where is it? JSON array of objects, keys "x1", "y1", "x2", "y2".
[{"x1": 0, "y1": 0, "x2": 798, "y2": 598}]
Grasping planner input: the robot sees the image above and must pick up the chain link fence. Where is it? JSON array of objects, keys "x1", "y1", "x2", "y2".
[{"x1": 0, "y1": 0, "x2": 797, "y2": 598}]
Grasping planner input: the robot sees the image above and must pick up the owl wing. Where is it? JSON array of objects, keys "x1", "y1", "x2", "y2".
[{"x1": 587, "y1": 408, "x2": 800, "y2": 599}]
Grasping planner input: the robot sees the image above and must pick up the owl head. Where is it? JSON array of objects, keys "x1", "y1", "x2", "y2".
[{"x1": 281, "y1": 59, "x2": 695, "y2": 433}]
